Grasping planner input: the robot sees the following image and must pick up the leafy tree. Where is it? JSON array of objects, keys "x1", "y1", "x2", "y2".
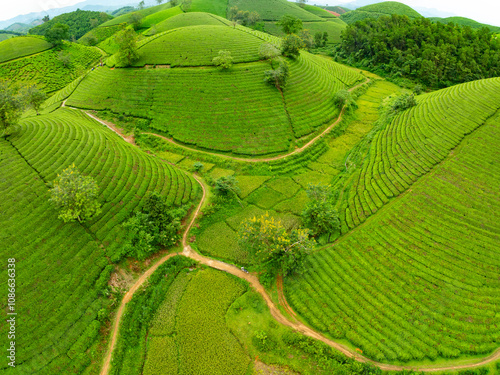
[
  {"x1": 42, "y1": 15, "x2": 50, "y2": 23},
  {"x1": 170, "y1": 0, "x2": 179, "y2": 7},
  {"x1": 238, "y1": 212, "x2": 315, "y2": 276},
  {"x1": 333, "y1": 89, "x2": 356, "y2": 112},
  {"x1": 302, "y1": 184, "x2": 340, "y2": 237},
  {"x1": 57, "y1": 50, "x2": 72, "y2": 67},
  {"x1": 212, "y1": 50, "x2": 234, "y2": 70},
  {"x1": 391, "y1": 93, "x2": 417, "y2": 112},
  {"x1": 277, "y1": 15, "x2": 302, "y2": 34},
  {"x1": 314, "y1": 32, "x2": 324, "y2": 47},
  {"x1": 44, "y1": 23, "x2": 69, "y2": 49},
  {"x1": 259, "y1": 43, "x2": 281, "y2": 60},
  {"x1": 129, "y1": 12, "x2": 143, "y2": 29},
  {"x1": 215, "y1": 175, "x2": 240, "y2": 196},
  {"x1": 281, "y1": 34, "x2": 304, "y2": 58},
  {"x1": 0, "y1": 80, "x2": 25, "y2": 136},
  {"x1": 138, "y1": 1, "x2": 145, "y2": 10},
  {"x1": 89, "y1": 18, "x2": 99, "y2": 28},
  {"x1": 122, "y1": 192, "x2": 185, "y2": 260},
  {"x1": 229, "y1": 7, "x2": 260, "y2": 26},
  {"x1": 49, "y1": 164, "x2": 102, "y2": 223},
  {"x1": 193, "y1": 162, "x2": 203, "y2": 172},
  {"x1": 24, "y1": 85, "x2": 47, "y2": 115},
  {"x1": 115, "y1": 29, "x2": 140, "y2": 66},
  {"x1": 296, "y1": 0, "x2": 308, "y2": 8},
  {"x1": 299, "y1": 29, "x2": 314, "y2": 50},
  {"x1": 264, "y1": 57, "x2": 289, "y2": 90},
  {"x1": 182, "y1": 0, "x2": 192, "y2": 10},
  {"x1": 322, "y1": 31, "x2": 328, "y2": 45},
  {"x1": 156, "y1": 0, "x2": 164, "y2": 4}
]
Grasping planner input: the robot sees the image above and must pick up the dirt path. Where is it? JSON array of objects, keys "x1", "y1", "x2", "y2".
[
  {"x1": 141, "y1": 78, "x2": 370, "y2": 163},
  {"x1": 84, "y1": 112, "x2": 136, "y2": 145}
]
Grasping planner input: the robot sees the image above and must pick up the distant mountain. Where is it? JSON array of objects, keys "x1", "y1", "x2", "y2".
[
  {"x1": 4, "y1": 20, "x2": 43, "y2": 34},
  {"x1": 0, "y1": 0, "x2": 136, "y2": 31}
]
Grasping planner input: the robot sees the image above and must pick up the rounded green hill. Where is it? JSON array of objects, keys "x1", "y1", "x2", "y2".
[
  {"x1": 341, "y1": 1, "x2": 422, "y2": 24},
  {"x1": 0, "y1": 36, "x2": 52, "y2": 64}
]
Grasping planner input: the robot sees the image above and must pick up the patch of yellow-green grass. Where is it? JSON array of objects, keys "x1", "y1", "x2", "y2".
[
  {"x1": 266, "y1": 177, "x2": 301, "y2": 198},
  {"x1": 237, "y1": 175, "x2": 272, "y2": 198}
]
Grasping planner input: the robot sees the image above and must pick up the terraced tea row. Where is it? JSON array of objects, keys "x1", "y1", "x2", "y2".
[
  {"x1": 130, "y1": 25, "x2": 265, "y2": 67},
  {"x1": 286, "y1": 105, "x2": 500, "y2": 362},
  {"x1": 228, "y1": 0, "x2": 323, "y2": 21},
  {"x1": 144, "y1": 12, "x2": 229, "y2": 35},
  {"x1": 0, "y1": 35, "x2": 52, "y2": 63},
  {"x1": 68, "y1": 53, "x2": 362, "y2": 156},
  {"x1": 337, "y1": 77, "x2": 500, "y2": 232},
  {"x1": 0, "y1": 108, "x2": 197, "y2": 374}
]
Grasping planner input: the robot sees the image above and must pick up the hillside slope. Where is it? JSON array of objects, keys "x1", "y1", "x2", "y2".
[
  {"x1": 286, "y1": 77, "x2": 500, "y2": 362},
  {"x1": 341, "y1": 1, "x2": 422, "y2": 24}
]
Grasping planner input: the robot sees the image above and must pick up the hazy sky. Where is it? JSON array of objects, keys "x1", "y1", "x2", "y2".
[{"x1": 1, "y1": 0, "x2": 500, "y2": 26}]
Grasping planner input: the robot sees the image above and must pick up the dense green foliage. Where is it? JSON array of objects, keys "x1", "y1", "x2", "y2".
[
  {"x1": 0, "y1": 36, "x2": 52, "y2": 64},
  {"x1": 340, "y1": 1, "x2": 421, "y2": 24},
  {"x1": 115, "y1": 29, "x2": 139, "y2": 66},
  {"x1": 281, "y1": 34, "x2": 304, "y2": 57},
  {"x1": 44, "y1": 23, "x2": 69, "y2": 48},
  {"x1": 49, "y1": 164, "x2": 102, "y2": 222},
  {"x1": 29, "y1": 10, "x2": 112, "y2": 40},
  {"x1": 0, "y1": 107, "x2": 196, "y2": 374},
  {"x1": 286, "y1": 78, "x2": 500, "y2": 362},
  {"x1": 277, "y1": 14, "x2": 303, "y2": 34},
  {"x1": 302, "y1": 184, "x2": 340, "y2": 237},
  {"x1": 0, "y1": 80, "x2": 26, "y2": 134},
  {"x1": 0, "y1": 42, "x2": 103, "y2": 93},
  {"x1": 239, "y1": 212, "x2": 315, "y2": 276},
  {"x1": 336, "y1": 15, "x2": 500, "y2": 88}
]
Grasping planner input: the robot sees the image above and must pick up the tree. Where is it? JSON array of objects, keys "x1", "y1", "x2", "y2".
[
  {"x1": 182, "y1": 0, "x2": 192, "y2": 10},
  {"x1": 214, "y1": 175, "x2": 240, "y2": 196},
  {"x1": 333, "y1": 89, "x2": 356, "y2": 111},
  {"x1": 138, "y1": 0, "x2": 145, "y2": 10},
  {"x1": 58, "y1": 50, "x2": 72, "y2": 67},
  {"x1": 44, "y1": 23, "x2": 69, "y2": 49},
  {"x1": 0, "y1": 80, "x2": 25, "y2": 136},
  {"x1": 89, "y1": 18, "x2": 99, "y2": 28},
  {"x1": 322, "y1": 31, "x2": 328, "y2": 45},
  {"x1": 24, "y1": 85, "x2": 47, "y2": 115},
  {"x1": 296, "y1": 0, "x2": 308, "y2": 8},
  {"x1": 42, "y1": 15, "x2": 50, "y2": 23},
  {"x1": 156, "y1": 0, "x2": 164, "y2": 4},
  {"x1": 115, "y1": 29, "x2": 139, "y2": 66},
  {"x1": 238, "y1": 212, "x2": 315, "y2": 276},
  {"x1": 264, "y1": 57, "x2": 289, "y2": 90},
  {"x1": 193, "y1": 162, "x2": 203, "y2": 172},
  {"x1": 49, "y1": 164, "x2": 101, "y2": 223},
  {"x1": 170, "y1": 0, "x2": 179, "y2": 7},
  {"x1": 299, "y1": 29, "x2": 314, "y2": 50},
  {"x1": 391, "y1": 93, "x2": 417, "y2": 112},
  {"x1": 281, "y1": 34, "x2": 304, "y2": 58},
  {"x1": 301, "y1": 184, "x2": 340, "y2": 237},
  {"x1": 277, "y1": 15, "x2": 302, "y2": 34},
  {"x1": 259, "y1": 43, "x2": 281, "y2": 60},
  {"x1": 212, "y1": 50, "x2": 234, "y2": 70},
  {"x1": 129, "y1": 12, "x2": 143, "y2": 30}
]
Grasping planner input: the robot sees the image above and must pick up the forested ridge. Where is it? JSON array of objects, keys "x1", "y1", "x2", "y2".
[{"x1": 335, "y1": 15, "x2": 500, "y2": 88}]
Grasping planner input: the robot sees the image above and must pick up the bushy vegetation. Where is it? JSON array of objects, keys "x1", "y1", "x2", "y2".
[
  {"x1": 286, "y1": 78, "x2": 500, "y2": 362},
  {"x1": 336, "y1": 15, "x2": 500, "y2": 88},
  {"x1": 0, "y1": 36, "x2": 52, "y2": 63},
  {"x1": 29, "y1": 10, "x2": 112, "y2": 40}
]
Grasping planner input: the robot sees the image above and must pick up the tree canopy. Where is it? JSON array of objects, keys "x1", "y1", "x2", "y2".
[
  {"x1": 335, "y1": 14, "x2": 500, "y2": 88},
  {"x1": 0, "y1": 80, "x2": 26, "y2": 136},
  {"x1": 302, "y1": 184, "x2": 340, "y2": 237},
  {"x1": 44, "y1": 23, "x2": 69, "y2": 48},
  {"x1": 277, "y1": 15, "x2": 303, "y2": 34},
  {"x1": 115, "y1": 29, "x2": 140, "y2": 66}
]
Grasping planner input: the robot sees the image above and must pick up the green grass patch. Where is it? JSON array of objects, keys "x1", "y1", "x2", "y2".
[
  {"x1": 228, "y1": 0, "x2": 322, "y2": 21},
  {"x1": 273, "y1": 189, "x2": 309, "y2": 215},
  {"x1": 0, "y1": 36, "x2": 52, "y2": 63},
  {"x1": 197, "y1": 221, "x2": 249, "y2": 264},
  {"x1": 144, "y1": 11, "x2": 228, "y2": 35},
  {"x1": 237, "y1": 175, "x2": 271, "y2": 198},
  {"x1": 188, "y1": 0, "x2": 229, "y2": 17},
  {"x1": 266, "y1": 176, "x2": 301, "y2": 198}
]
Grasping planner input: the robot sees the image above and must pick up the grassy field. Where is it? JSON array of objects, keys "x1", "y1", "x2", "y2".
[
  {"x1": 78, "y1": 24, "x2": 124, "y2": 45},
  {"x1": 0, "y1": 41, "x2": 103, "y2": 93},
  {"x1": 0, "y1": 36, "x2": 52, "y2": 63},
  {"x1": 144, "y1": 12, "x2": 230, "y2": 35},
  {"x1": 0, "y1": 108, "x2": 197, "y2": 374},
  {"x1": 141, "y1": 5, "x2": 184, "y2": 28},
  {"x1": 0, "y1": 33, "x2": 16, "y2": 42},
  {"x1": 303, "y1": 4, "x2": 338, "y2": 18},
  {"x1": 285, "y1": 79, "x2": 500, "y2": 362},
  {"x1": 99, "y1": 3, "x2": 172, "y2": 27},
  {"x1": 188, "y1": 0, "x2": 229, "y2": 17},
  {"x1": 228, "y1": 0, "x2": 322, "y2": 21},
  {"x1": 129, "y1": 25, "x2": 265, "y2": 66}
]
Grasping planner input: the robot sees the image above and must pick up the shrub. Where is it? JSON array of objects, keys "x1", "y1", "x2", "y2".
[
  {"x1": 391, "y1": 93, "x2": 417, "y2": 112},
  {"x1": 212, "y1": 50, "x2": 234, "y2": 70}
]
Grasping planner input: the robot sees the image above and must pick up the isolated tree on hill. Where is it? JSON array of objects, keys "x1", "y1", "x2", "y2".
[
  {"x1": 0, "y1": 80, "x2": 26, "y2": 136},
  {"x1": 156, "y1": 0, "x2": 164, "y2": 4},
  {"x1": 277, "y1": 15, "x2": 302, "y2": 34},
  {"x1": 391, "y1": 93, "x2": 417, "y2": 112},
  {"x1": 42, "y1": 15, "x2": 50, "y2": 23},
  {"x1": 238, "y1": 212, "x2": 315, "y2": 276},
  {"x1": 129, "y1": 12, "x2": 143, "y2": 30},
  {"x1": 49, "y1": 164, "x2": 101, "y2": 223},
  {"x1": 333, "y1": 89, "x2": 356, "y2": 112},
  {"x1": 296, "y1": 0, "x2": 308, "y2": 8},
  {"x1": 302, "y1": 184, "x2": 340, "y2": 237},
  {"x1": 259, "y1": 43, "x2": 281, "y2": 61},
  {"x1": 214, "y1": 175, "x2": 240, "y2": 196},
  {"x1": 299, "y1": 29, "x2": 314, "y2": 50},
  {"x1": 212, "y1": 50, "x2": 234, "y2": 70},
  {"x1": 44, "y1": 23, "x2": 69, "y2": 49},
  {"x1": 24, "y1": 85, "x2": 47, "y2": 115},
  {"x1": 58, "y1": 50, "x2": 72, "y2": 67},
  {"x1": 138, "y1": 0, "x2": 145, "y2": 10},
  {"x1": 281, "y1": 34, "x2": 304, "y2": 58},
  {"x1": 170, "y1": 0, "x2": 179, "y2": 7},
  {"x1": 264, "y1": 57, "x2": 289, "y2": 90},
  {"x1": 115, "y1": 29, "x2": 139, "y2": 66}
]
